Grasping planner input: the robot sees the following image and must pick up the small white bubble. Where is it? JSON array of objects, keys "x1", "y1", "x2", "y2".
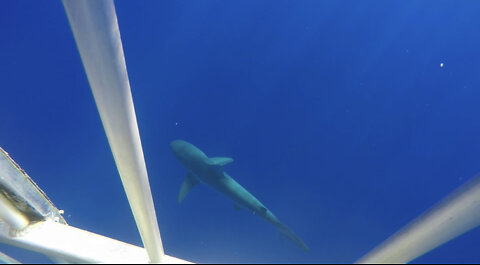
[
  {"x1": 440, "y1": 63, "x2": 444, "y2": 68},
  {"x1": 175, "y1": 122, "x2": 178, "y2": 126}
]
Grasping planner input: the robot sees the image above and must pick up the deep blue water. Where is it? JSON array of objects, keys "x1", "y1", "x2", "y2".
[{"x1": 1, "y1": 0, "x2": 480, "y2": 263}]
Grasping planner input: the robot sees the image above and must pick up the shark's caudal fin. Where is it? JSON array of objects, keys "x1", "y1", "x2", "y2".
[
  {"x1": 276, "y1": 222, "x2": 310, "y2": 252},
  {"x1": 178, "y1": 172, "x2": 199, "y2": 203},
  {"x1": 206, "y1": 157, "x2": 233, "y2": 166}
]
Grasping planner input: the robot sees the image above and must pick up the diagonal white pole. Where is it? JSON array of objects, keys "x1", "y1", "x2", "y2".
[
  {"x1": 357, "y1": 174, "x2": 480, "y2": 264},
  {"x1": 62, "y1": 0, "x2": 164, "y2": 263}
]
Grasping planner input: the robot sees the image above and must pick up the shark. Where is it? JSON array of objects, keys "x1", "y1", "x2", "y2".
[{"x1": 170, "y1": 139, "x2": 309, "y2": 251}]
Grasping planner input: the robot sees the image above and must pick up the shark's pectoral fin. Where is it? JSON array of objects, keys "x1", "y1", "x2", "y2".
[
  {"x1": 207, "y1": 157, "x2": 234, "y2": 166},
  {"x1": 178, "y1": 172, "x2": 199, "y2": 204}
]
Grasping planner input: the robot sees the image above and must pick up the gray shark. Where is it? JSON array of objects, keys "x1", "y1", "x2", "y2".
[{"x1": 170, "y1": 139, "x2": 309, "y2": 251}]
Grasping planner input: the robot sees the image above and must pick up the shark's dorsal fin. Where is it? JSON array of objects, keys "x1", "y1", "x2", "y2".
[
  {"x1": 207, "y1": 157, "x2": 234, "y2": 166},
  {"x1": 178, "y1": 172, "x2": 199, "y2": 204}
]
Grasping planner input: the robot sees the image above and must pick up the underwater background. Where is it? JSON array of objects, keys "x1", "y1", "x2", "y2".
[{"x1": 1, "y1": 0, "x2": 480, "y2": 263}]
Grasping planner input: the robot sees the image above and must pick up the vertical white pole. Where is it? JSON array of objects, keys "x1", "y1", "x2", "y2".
[{"x1": 62, "y1": 0, "x2": 164, "y2": 263}]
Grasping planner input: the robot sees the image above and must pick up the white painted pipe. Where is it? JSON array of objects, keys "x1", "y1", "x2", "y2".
[
  {"x1": 0, "y1": 194, "x2": 29, "y2": 231},
  {"x1": 62, "y1": 0, "x2": 164, "y2": 262},
  {"x1": 0, "y1": 219, "x2": 191, "y2": 264},
  {"x1": 357, "y1": 174, "x2": 480, "y2": 263}
]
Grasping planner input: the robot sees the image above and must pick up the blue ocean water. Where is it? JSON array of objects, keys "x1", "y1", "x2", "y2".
[{"x1": 1, "y1": 0, "x2": 480, "y2": 263}]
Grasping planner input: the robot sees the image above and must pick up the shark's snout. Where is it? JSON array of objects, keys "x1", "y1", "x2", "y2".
[
  {"x1": 170, "y1": 139, "x2": 183, "y2": 148},
  {"x1": 170, "y1": 139, "x2": 187, "y2": 153},
  {"x1": 170, "y1": 139, "x2": 202, "y2": 163}
]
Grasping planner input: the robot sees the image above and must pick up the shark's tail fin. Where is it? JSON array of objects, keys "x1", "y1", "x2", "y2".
[{"x1": 276, "y1": 222, "x2": 310, "y2": 252}]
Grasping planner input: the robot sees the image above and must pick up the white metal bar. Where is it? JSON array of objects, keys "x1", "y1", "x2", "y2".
[
  {"x1": 356, "y1": 174, "x2": 480, "y2": 263},
  {"x1": 62, "y1": 0, "x2": 164, "y2": 262},
  {"x1": 0, "y1": 147, "x2": 66, "y2": 226},
  {"x1": 0, "y1": 250, "x2": 20, "y2": 264},
  {"x1": 0, "y1": 194, "x2": 29, "y2": 231},
  {"x1": 0, "y1": 220, "x2": 190, "y2": 264}
]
